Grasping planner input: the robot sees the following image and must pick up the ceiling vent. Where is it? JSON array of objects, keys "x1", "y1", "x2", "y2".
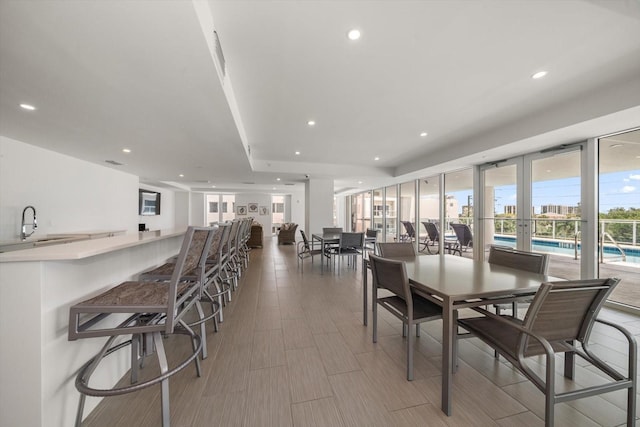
[
  {"x1": 104, "y1": 160, "x2": 124, "y2": 166},
  {"x1": 213, "y1": 31, "x2": 226, "y2": 77},
  {"x1": 241, "y1": 181, "x2": 255, "y2": 185}
]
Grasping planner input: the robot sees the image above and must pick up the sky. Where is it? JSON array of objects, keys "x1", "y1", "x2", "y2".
[{"x1": 449, "y1": 169, "x2": 639, "y2": 215}]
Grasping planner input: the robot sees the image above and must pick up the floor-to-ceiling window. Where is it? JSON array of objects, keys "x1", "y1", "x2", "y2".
[
  {"x1": 399, "y1": 181, "x2": 416, "y2": 244},
  {"x1": 418, "y1": 176, "x2": 441, "y2": 252},
  {"x1": 385, "y1": 184, "x2": 399, "y2": 242},
  {"x1": 372, "y1": 188, "x2": 384, "y2": 237},
  {"x1": 598, "y1": 129, "x2": 640, "y2": 309},
  {"x1": 445, "y1": 169, "x2": 473, "y2": 257},
  {"x1": 349, "y1": 191, "x2": 372, "y2": 232}
]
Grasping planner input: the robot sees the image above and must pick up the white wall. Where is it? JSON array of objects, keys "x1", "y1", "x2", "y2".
[
  {"x1": 0, "y1": 136, "x2": 142, "y2": 241},
  {"x1": 235, "y1": 193, "x2": 272, "y2": 231}
]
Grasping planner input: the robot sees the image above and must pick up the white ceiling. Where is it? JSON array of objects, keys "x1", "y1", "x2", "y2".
[{"x1": 1, "y1": 0, "x2": 639, "y2": 195}]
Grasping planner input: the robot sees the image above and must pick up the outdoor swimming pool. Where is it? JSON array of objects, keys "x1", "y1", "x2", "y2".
[{"x1": 493, "y1": 235, "x2": 640, "y2": 264}]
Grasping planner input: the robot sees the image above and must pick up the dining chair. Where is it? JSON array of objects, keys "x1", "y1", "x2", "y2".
[
  {"x1": 377, "y1": 242, "x2": 416, "y2": 257},
  {"x1": 322, "y1": 227, "x2": 343, "y2": 234},
  {"x1": 322, "y1": 227, "x2": 343, "y2": 253},
  {"x1": 369, "y1": 254, "x2": 442, "y2": 380},
  {"x1": 458, "y1": 278, "x2": 635, "y2": 427},
  {"x1": 329, "y1": 232, "x2": 364, "y2": 272},
  {"x1": 68, "y1": 226, "x2": 209, "y2": 427},
  {"x1": 488, "y1": 244, "x2": 549, "y2": 315},
  {"x1": 297, "y1": 229, "x2": 326, "y2": 270},
  {"x1": 450, "y1": 223, "x2": 473, "y2": 256},
  {"x1": 364, "y1": 228, "x2": 379, "y2": 255}
]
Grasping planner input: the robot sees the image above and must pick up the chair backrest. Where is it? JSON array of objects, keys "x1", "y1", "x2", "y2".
[
  {"x1": 206, "y1": 225, "x2": 223, "y2": 258},
  {"x1": 451, "y1": 223, "x2": 473, "y2": 246},
  {"x1": 183, "y1": 227, "x2": 215, "y2": 275},
  {"x1": 520, "y1": 278, "x2": 620, "y2": 355},
  {"x1": 168, "y1": 226, "x2": 216, "y2": 331},
  {"x1": 323, "y1": 227, "x2": 343, "y2": 234},
  {"x1": 368, "y1": 254, "x2": 412, "y2": 304},
  {"x1": 225, "y1": 220, "x2": 240, "y2": 255},
  {"x1": 377, "y1": 242, "x2": 416, "y2": 257},
  {"x1": 366, "y1": 228, "x2": 378, "y2": 239},
  {"x1": 299, "y1": 229, "x2": 311, "y2": 250},
  {"x1": 339, "y1": 232, "x2": 364, "y2": 249},
  {"x1": 401, "y1": 221, "x2": 416, "y2": 238},
  {"x1": 213, "y1": 222, "x2": 232, "y2": 263},
  {"x1": 422, "y1": 221, "x2": 439, "y2": 241},
  {"x1": 488, "y1": 245, "x2": 549, "y2": 274}
]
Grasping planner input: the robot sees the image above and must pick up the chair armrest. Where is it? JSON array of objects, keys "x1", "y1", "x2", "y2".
[{"x1": 467, "y1": 306, "x2": 556, "y2": 358}]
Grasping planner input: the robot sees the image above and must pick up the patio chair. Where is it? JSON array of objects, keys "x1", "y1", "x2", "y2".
[
  {"x1": 400, "y1": 221, "x2": 417, "y2": 242},
  {"x1": 420, "y1": 221, "x2": 451, "y2": 254},
  {"x1": 450, "y1": 223, "x2": 473, "y2": 256},
  {"x1": 458, "y1": 278, "x2": 635, "y2": 427},
  {"x1": 369, "y1": 254, "x2": 442, "y2": 380}
]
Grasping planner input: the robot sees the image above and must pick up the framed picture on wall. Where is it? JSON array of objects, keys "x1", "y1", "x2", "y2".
[
  {"x1": 236, "y1": 205, "x2": 247, "y2": 215},
  {"x1": 248, "y1": 203, "x2": 258, "y2": 213},
  {"x1": 259, "y1": 206, "x2": 268, "y2": 215}
]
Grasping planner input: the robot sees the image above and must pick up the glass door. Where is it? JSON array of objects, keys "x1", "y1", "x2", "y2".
[
  {"x1": 598, "y1": 129, "x2": 640, "y2": 309},
  {"x1": 480, "y1": 160, "x2": 520, "y2": 252},
  {"x1": 479, "y1": 146, "x2": 583, "y2": 280}
]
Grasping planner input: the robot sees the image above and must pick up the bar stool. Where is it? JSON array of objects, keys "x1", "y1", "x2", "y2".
[
  {"x1": 68, "y1": 226, "x2": 210, "y2": 427},
  {"x1": 139, "y1": 226, "x2": 220, "y2": 359}
]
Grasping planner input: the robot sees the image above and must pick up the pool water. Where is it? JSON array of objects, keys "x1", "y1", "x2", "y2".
[{"x1": 493, "y1": 236, "x2": 640, "y2": 264}]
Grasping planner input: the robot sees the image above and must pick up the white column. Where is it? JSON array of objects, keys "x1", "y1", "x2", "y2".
[{"x1": 305, "y1": 178, "x2": 334, "y2": 234}]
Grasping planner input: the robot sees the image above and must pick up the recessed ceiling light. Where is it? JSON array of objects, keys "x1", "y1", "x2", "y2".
[
  {"x1": 276, "y1": 178, "x2": 281, "y2": 181},
  {"x1": 374, "y1": 156, "x2": 380, "y2": 161},
  {"x1": 347, "y1": 29, "x2": 361, "y2": 40},
  {"x1": 20, "y1": 103, "x2": 36, "y2": 111},
  {"x1": 307, "y1": 120, "x2": 315, "y2": 126},
  {"x1": 211, "y1": 185, "x2": 216, "y2": 188},
  {"x1": 532, "y1": 71, "x2": 547, "y2": 79},
  {"x1": 272, "y1": 187, "x2": 276, "y2": 190},
  {"x1": 122, "y1": 148, "x2": 131, "y2": 153},
  {"x1": 179, "y1": 174, "x2": 184, "y2": 178},
  {"x1": 358, "y1": 181, "x2": 363, "y2": 184},
  {"x1": 295, "y1": 151, "x2": 301, "y2": 155},
  {"x1": 420, "y1": 132, "x2": 428, "y2": 137},
  {"x1": 610, "y1": 144, "x2": 623, "y2": 148}
]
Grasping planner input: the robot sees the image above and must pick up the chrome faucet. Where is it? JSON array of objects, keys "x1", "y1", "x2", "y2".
[{"x1": 21, "y1": 205, "x2": 37, "y2": 240}]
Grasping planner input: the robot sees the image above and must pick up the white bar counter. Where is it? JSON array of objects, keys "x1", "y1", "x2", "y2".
[{"x1": 0, "y1": 229, "x2": 186, "y2": 427}]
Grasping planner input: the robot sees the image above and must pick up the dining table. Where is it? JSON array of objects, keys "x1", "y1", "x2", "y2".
[
  {"x1": 362, "y1": 253, "x2": 563, "y2": 416},
  {"x1": 311, "y1": 232, "x2": 376, "y2": 272}
]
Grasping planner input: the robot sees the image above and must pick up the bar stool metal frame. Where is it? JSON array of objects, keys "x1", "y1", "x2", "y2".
[{"x1": 68, "y1": 226, "x2": 210, "y2": 427}]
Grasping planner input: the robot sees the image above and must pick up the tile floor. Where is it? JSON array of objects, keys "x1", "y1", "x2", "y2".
[{"x1": 82, "y1": 236, "x2": 639, "y2": 426}]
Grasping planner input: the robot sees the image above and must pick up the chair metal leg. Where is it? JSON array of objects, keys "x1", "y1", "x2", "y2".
[
  {"x1": 407, "y1": 321, "x2": 414, "y2": 381},
  {"x1": 194, "y1": 301, "x2": 208, "y2": 359},
  {"x1": 153, "y1": 331, "x2": 171, "y2": 427},
  {"x1": 416, "y1": 324, "x2": 420, "y2": 337}
]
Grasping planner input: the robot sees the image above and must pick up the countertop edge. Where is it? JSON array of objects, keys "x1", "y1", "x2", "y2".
[{"x1": 0, "y1": 229, "x2": 186, "y2": 262}]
